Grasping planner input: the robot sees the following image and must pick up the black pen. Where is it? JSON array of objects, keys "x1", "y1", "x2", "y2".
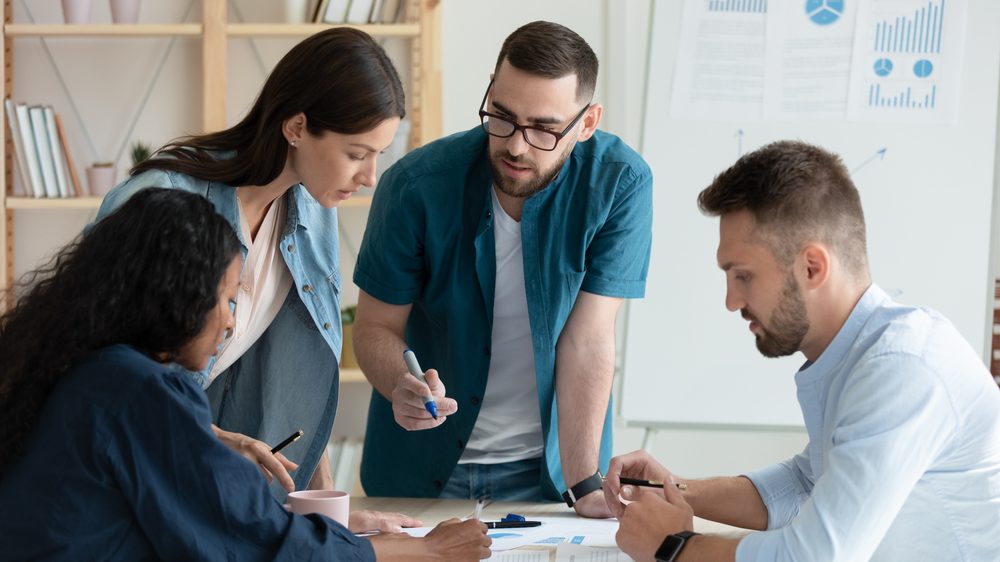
[
  {"x1": 484, "y1": 521, "x2": 542, "y2": 529},
  {"x1": 619, "y1": 476, "x2": 688, "y2": 491},
  {"x1": 270, "y1": 429, "x2": 304, "y2": 454}
]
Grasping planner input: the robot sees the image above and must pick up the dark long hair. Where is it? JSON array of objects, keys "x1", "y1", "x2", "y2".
[
  {"x1": 131, "y1": 27, "x2": 406, "y2": 186},
  {"x1": 0, "y1": 189, "x2": 241, "y2": 470}
]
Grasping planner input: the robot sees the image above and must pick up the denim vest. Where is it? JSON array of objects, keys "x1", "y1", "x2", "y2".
[{"x1": 96, "y1": 170, "x2": 343, "y2": 496}]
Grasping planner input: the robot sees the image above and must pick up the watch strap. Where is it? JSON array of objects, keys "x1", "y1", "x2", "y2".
[
  {"x1": 561, "y1": 471, "x2": 604, "y2": 507},
  {"x1": 654, "y1": 530, "x2": 699, "y2": 562}
]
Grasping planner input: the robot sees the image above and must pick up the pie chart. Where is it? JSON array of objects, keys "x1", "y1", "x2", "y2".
[
  {"x1": 913, "y1": 59, "x2": 934, "y2": 78},
  {"x1": 873, "y1": 58, "x2": 893, "y2": 77},
  {"x1": 806, "y1": 0, "x2": 845, "y2": 26}
]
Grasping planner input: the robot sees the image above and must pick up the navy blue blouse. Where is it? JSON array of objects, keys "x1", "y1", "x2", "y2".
[{"x1": 0, "y1": 345, "x2": 374, "y2": 561}]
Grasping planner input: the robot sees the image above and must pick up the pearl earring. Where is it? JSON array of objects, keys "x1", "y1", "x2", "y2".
[{"x1": 290, "y1": 140, "x2": 297, "y2": 147}]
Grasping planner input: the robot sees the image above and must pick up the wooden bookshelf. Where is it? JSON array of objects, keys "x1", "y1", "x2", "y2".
[{"x1": 1, "y1": 0, "x2": 440, "y2": 295}]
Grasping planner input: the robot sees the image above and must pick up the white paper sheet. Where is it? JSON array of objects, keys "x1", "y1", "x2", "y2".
[
  {"x1": 764, "y1": 0, "x2": 859, "y2": 119},
  {"x1": 847, "y1": 0, "x2": 967, "y2": 123},
  {"x1": 670, "y1": 0, "x2": 767, "y2": 121},
  {"x1": 555, "y1": 543, "x2": 629, "y2": 562}
]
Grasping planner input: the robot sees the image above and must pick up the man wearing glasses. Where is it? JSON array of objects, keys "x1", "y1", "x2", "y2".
[{"x1": 352, "y1": 21, "x2": 652, "y2": 517}]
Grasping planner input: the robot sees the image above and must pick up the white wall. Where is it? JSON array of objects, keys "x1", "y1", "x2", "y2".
[{"x1": 11, "y1": 0, "x2": 806, "y2": 479}]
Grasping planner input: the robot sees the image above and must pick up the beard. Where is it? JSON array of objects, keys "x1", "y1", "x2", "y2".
[
  {"x1": 489, "y1": 145, "x2": 570, "y2": 199},
  {"x1": 743, "y1": 273, "x2": 809, "y2": 358}
]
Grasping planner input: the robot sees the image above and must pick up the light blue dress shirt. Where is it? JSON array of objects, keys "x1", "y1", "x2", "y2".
[{"x1": 737, "y1": 284, "x2": 1000, "y2": 561}]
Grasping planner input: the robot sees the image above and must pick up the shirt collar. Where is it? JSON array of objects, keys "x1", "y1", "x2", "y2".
[{"x1": 796, "y1": 283, "x2": 887, "y2": 385}]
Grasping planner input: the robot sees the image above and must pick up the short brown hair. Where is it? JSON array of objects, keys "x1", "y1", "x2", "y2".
[
  {"x1": 698, "y1": 140, "x2": 869, "y2": 276},
  {"x1": 494, "y1": 21, "x2": 598, "y2": 102}
]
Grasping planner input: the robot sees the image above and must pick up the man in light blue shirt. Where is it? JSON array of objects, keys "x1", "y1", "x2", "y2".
[{"x1": 605, "y1": 140, "x2": 1000, "y2": 561}]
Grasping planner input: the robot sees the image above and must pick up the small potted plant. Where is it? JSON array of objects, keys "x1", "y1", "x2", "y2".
[
  {"x1": 340, "y1": 305, "x2": 359, "y2": 369},
  {"x1": 130, "y1": 140, "x2": 152, "y2": 168}
]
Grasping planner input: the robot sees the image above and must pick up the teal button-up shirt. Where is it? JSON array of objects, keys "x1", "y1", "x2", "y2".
[{"x1": 356, "y1": 127, "x2": 652, "y2": 500}]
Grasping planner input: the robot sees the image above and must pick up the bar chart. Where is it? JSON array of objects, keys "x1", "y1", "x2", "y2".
[
  {"x1": 707, "y1": 0, "x2": 767, "y2": 13},
  {"x1": 872, "y1": 0, "x2": 946, "y2": 54},
  {"x1": 868, "y1": 83, "x2": 936, "y2": 108}
]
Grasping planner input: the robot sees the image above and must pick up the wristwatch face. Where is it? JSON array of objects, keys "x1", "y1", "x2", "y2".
[{"x1": 654, "y1": 534, "x2": 686, "y2": 562}]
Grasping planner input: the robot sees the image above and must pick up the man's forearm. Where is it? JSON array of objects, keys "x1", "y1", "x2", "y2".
[
  {"x1": 683, "y1": 476, "x2": 768, "y2": 530},
  {"x1": 556, "y1": 336, "x2": 616, "y2": 487},
  {"x1": 352, "y1": 320, "x2": 409, "y2": 400}
]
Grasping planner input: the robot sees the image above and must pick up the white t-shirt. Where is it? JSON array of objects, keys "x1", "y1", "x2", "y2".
[
  {"x1": 459, "y1": 187, "x2": 543, "y2": 464},
  {"x1": 209, "y1": 193, "x2": 294, "y2": 383}
]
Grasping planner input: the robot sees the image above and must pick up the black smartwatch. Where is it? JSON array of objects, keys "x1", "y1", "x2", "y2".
[
  {"x1": 562, "y1": 471, "x2": 604, "y2": 507},
  {"x1": 654, "y1": 530, "x2": 699, "y2": 562}
]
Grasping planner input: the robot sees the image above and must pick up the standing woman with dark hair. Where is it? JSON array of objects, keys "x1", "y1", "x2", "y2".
[
  {"x1": 96, "y1": 28, "x2": 406, "y2": 526},
  {"x1": 0, "y1": 189, "x2": 491, "y2": 561}
]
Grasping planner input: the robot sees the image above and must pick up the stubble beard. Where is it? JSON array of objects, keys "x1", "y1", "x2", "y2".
[
  {"x1": 489, "y1": 147, "x2": 570, "y2": 199},
  {"x1": 746, "y1": 273, "x2": 809, "y2": 358}
]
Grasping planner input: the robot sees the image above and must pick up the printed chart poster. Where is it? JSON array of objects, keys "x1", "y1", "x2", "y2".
[
  {"x1": 847, "y1": 0, "x2": 967, "y2": 123},
  {"x1": 670, "y1": 0, "x2": 768, "y2": 121},
  {"x1": 764, "y1": 0, "x2": 859, "y2": 120}
]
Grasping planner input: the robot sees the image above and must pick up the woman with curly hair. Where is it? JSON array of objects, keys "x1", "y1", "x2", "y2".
[
  {"x1": 0, "y1": 188, "x2": 491, "y2": 561},
  {"x1": 96, "y1": 27, "x2": 406, "y2": 510}
]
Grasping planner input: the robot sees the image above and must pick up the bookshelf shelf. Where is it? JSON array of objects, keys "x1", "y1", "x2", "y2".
[
  {"x1": 227, "y1": 23, "x2": 420, "y2": 38},
  {"x1": 5, "y1": 196, "x2": 103, "y2": 209},
  {"x1": 4, "y1": 23, "x2": 203, "y2": 37}
]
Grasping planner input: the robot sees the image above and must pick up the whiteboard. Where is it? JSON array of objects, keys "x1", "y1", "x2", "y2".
[{"x1": 621, "y1": 0, "x2": 1000, "y2": 428}]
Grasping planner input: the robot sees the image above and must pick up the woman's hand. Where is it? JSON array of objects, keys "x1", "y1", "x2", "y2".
[
  {"x1": 211, "y1": 425, "x2": 298, "y2": 492},
  {"x1": 369, "y1": 518, "x2": 491, "y2": 561},
  {"x1": 349, "y1": 509, "x2": 423, "y2": 534}
]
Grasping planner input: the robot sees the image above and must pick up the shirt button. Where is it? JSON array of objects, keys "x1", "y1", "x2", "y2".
[
  {"x1": 457, "y1": 440, "x2": 465, "y2": 449},
  {"x1": 433, "y1": 480, "x2": 443, "y2": 489},
  {"x1": 241, "y1": 284, "x2": 251, "y2": 292},
  {"x1": 486, "y1": 210, "x2": 492, "y2": 218},
  {"x1": 470, "y1": 396, "x2": 480, "y2": 406},
  {"x1": 287, "y1": 244, "x2": 295, "y2": 252},
  {"x1": 324, "y1": 322, "x2": 332, "y2": 329},
  {"x1": 302, "y1": 284, "x2": 312, "y2": 292},
  {"x1": 484, "y1": 346, "x2": 491, "y2": 357}
]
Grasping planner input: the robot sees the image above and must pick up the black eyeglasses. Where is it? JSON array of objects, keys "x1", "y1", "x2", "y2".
[{"x1": 478, "y1": 79, "x2": 591, "y2": 152}]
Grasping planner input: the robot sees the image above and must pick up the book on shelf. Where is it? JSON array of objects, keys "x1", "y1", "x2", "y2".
[
  {"x1": 28, "y1": 106, "x2": 61, "y2": 198},
  {"x1": 312, "y1": 0, "x2": 328, "y2": 22},
  {"x1": 380, "y1": 0, "x2": 403, "y2": 23},
  {"x1": 369, "y1": 0, "x2": 385, "y2": 23},
  {"x1": 54, "y1": 114, "x2": 83, "y2": 197},
  {"x1": 13, "y1": 103, "x2": 45, "y2": 198},
  {"x1": 42, "y1": 107, "x2": 71, "y2": 198},
  {"x1": 345, "y1": 0, "x2": 374, "y2": 24},
  {"x1": 319, "y1": 0, "x2": 350, "y2": 23},
  {"x1": 6, "y1": 101, "x2": 81, "y2": 198},
  {"x1": 4, "y1": 99, "x2": 33, "y2": 197}
]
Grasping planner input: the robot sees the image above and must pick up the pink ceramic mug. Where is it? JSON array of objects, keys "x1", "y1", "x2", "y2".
[{"x1": 287, "y1": 490, "x2": 350, "y2": 526}]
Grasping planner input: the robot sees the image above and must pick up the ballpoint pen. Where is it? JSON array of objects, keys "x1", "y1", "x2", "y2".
[
  {"x1": 619, "y1": 476, "x2": 688, "y2": 491},
  {"x1": 270, "y1": 429, "x2": 304, "y2": 454},
  {"x1": 473, "y1": 498, "x2": 485, "y2": 521}
]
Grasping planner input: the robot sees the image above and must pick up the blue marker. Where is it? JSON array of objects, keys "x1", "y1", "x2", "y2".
[{"x1": 403, "y1": 348, "x2": 439, "y2": 419}]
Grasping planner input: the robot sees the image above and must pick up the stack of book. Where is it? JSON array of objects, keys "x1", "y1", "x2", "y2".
[
  {"x1": 4, "y1": 99, "x2": 82, "y2": 198},
  {"x1": 313, "y1": 0, "x2": 407, "y2": 24}
]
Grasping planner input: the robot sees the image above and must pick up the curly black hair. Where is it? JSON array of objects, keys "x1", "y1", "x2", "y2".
[{"x1": 0, "y1": 188, "x2": 241, "y2": 470}]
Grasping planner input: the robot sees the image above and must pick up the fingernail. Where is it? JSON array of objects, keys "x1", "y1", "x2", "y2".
[{"x1": 621, "y1": 485, "x2": 635, "y2": 499}]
